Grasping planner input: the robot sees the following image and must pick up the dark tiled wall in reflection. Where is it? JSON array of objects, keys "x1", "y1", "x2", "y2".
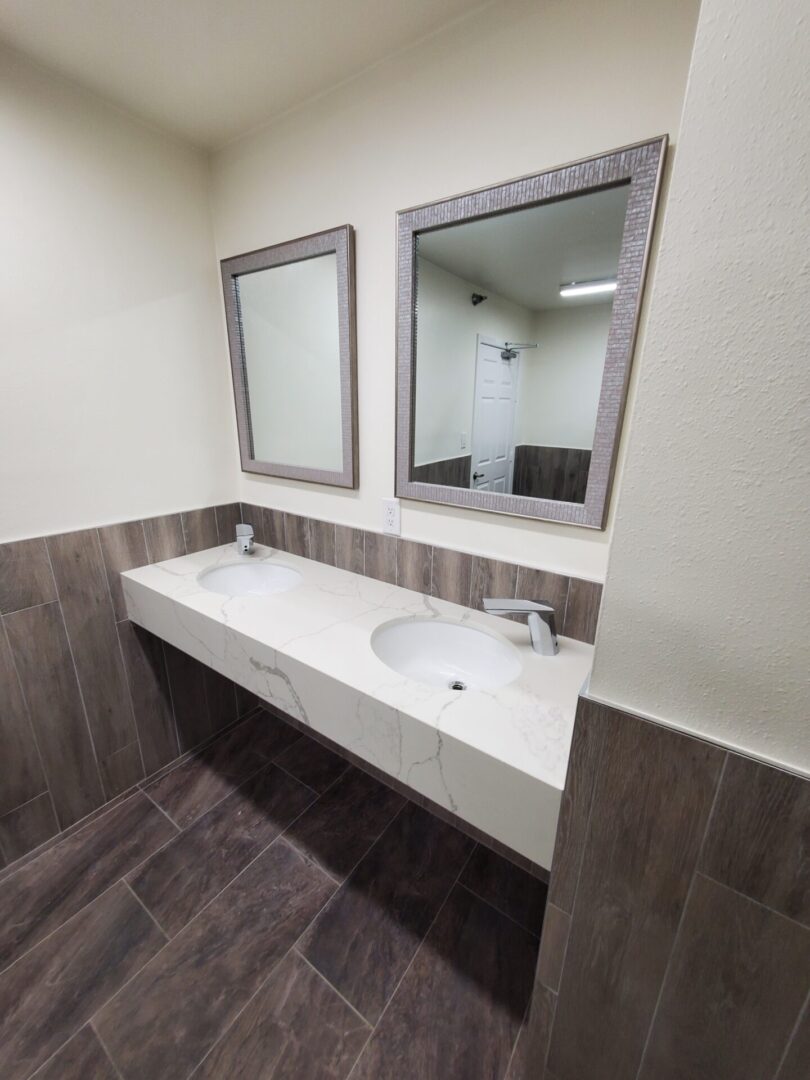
[
  {"x1": 240, "y1": 503, "x2": 603, "y2": 645},
  {"x1": 513, "y1": 445, "x2": 591, "y2": 504},
  {"x1": 514, "y1": 695, "x2": 810, "y2": 1080},
  {"x1": 0, "y1": 503, "x2": 251, "y2": 868}
]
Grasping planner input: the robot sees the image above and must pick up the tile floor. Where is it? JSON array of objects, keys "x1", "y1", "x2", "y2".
[{"x1": 0, "y1": 708, "x2": 546, "y2": 1079}]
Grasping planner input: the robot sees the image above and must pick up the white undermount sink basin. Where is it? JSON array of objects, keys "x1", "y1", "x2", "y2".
[
  {"x1": 371, "y1": 617, "x2": 522, "y2": 691},
  {"x1": 199, "y1": 562, "x2": 302, "y2": 597}
]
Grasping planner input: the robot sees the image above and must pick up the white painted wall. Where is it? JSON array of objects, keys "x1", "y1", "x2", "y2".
[
  {"x1": 414, "y1": 259, "x2": 533, "y2": 466},
  {"x1": 0, "y1": 44, "x2": 239, "y2": 542},
  {"x1": 210, "y1": 0, "x2": 700, "y2": 580},
  {"x1": 239, "y1": 255, "x2": 343, "y2": 470},
  {"x1": 516, "y1": 303, "x2": 613, "y2": 449},
  {"x1": 590, "y1": 0, "x2": 810, "y2": 774}
]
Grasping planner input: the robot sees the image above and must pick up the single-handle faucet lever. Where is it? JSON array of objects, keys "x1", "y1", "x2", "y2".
[
  {"x1": 482, "y1": 598, "x2": 559, "y2": 656},
  {"x1": 235, "y1": 523, "x2": 254, "y2": 556}
]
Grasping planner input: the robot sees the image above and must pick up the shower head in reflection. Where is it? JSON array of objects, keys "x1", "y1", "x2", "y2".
[{"x1": 501, "y1": 342, "x2": 538, "y2": 361}]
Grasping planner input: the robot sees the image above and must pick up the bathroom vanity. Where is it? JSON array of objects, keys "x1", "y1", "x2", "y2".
[{"x1": 123, "y1": 544, "x2": 593, "y2": 867}]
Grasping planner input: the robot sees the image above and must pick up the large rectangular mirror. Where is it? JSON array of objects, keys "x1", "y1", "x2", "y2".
[
  {"x1": 221, "y1": 225, "x2": 357, "y2": 487},
  {"x1": 396, "y1": 139, "x2": 666, "y2": 527}
]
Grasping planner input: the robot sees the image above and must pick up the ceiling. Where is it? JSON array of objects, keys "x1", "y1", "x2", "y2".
[
  {"x1": 0, "y1": 0, "x2": 486, "y2": 147},
  {"x1": 417, "y1": 185, "x2": 631, "y2": 311}
]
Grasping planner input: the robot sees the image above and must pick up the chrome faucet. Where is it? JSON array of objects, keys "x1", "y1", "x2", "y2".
[
  {"x1": 235, "y1": 523, "x2": 254, "y2": 556},
  {"x1": 482, "y1": 598, "x2": 559, "y2": 656}
]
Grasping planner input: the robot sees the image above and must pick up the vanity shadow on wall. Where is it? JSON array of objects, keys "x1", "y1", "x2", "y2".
[{"x1": 396, "y1": 138, "x2": 667, "y2": 528}]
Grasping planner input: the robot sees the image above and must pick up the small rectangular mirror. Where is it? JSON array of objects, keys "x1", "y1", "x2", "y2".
[
  {"x1": 221, "y1": 225, "x2": 357, "y2": 487},
  {"x1": 396, "y1": 139, "x2": 667, "y2": 527}
]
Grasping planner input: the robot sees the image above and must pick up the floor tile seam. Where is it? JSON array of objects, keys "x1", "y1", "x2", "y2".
[
  {"x1": 455, "y1": 879, "x2": 544, "y2": 941},
  {"x1": 292, "y1": 945, "x2": 375, "y2": 1029},
  {"x1": 89, "y1": 1020, "x2": 127, "y2": 1080},
  {"x1": 500, "y1": 997, "x2": 532, "y2": 1080},
  {"x1": 122, "y1": 878, "x2": 170, "y2": 941}
]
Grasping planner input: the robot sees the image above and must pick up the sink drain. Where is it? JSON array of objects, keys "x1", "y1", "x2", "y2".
[{"x1": 449, "y1": 679, "x2": 467, "y2": 691}]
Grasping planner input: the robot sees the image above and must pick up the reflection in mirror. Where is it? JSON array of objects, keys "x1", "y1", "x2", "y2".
[
  {"x1": 413, "y1": 185, "x2": 630, "y2": 503},
  {"x1": 396, "y1": 138, "x2": 667, "y2": 528},
  {"x1": 221, "y1": 226, "x2": 357, "y2": 488}
]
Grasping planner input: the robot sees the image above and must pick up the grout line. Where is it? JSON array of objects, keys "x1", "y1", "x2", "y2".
[
  {"x1": 90, "y1": 1020, "x2": 127, "y2": 1080},
  {"x1": 774, "y1": 985, "x2": 810, "y2": 1079},
  {"x1": 123, "y1": 877, "x2": 170, "y2": 941},
  {"x1": 281, "y1": 835, "x2": 342, "y2": 887},
  {"x1": 271, "y1": 759, "x2": 322, "y2": 800},
  {"x1": 455, "y1": 879, "x2": 543, "y2": 941},
  {"x1": 694, "y1": 870, "x2": 810, "y2": 933},
  {"x1": 139, "y1": 787, "x2": 182, "y2": 832},
  {"x1": 561, "y1": 576, "x2": 572, "y2": 635},
  {"x1": 502, "y1": 996, "x2": 532, "y2": 1080},
  {"x1": 294, "y1": 945, "x2": 373, "y2": 1027},
  {"x1": 0, "y1": 598, "x2": 57, "y2": 618}
]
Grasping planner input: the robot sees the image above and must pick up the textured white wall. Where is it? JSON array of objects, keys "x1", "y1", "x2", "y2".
[
  {"x1": 211, "y1": 0, "x2": 699, "y2": 580},
  {"x1": 0, "y1": 45, "x2": 239, "y2": 542},
  {"x1": 590, "y1": 0, "x2": 810, "y2": 774}
]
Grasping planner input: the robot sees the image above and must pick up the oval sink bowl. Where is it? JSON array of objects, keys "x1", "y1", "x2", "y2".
[
  {"x1": 371, "y1": 618, "x2": 522, "y2": 691},
  {"x1": 199, "y1": 562, "x2": 302, "y2": 597}
]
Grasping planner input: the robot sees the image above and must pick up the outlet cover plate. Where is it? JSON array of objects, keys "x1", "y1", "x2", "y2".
[{"x1": 382, "y1": 498, "x2": 401, "y2": 535}]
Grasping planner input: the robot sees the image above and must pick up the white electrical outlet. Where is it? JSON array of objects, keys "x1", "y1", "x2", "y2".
[{"x1": 382, "y1": 497, "x2": 401, "y2": 535}]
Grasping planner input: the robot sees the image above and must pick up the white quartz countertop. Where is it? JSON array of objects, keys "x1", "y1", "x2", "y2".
[{"x1": 123, "y1": 543, "x2": 593, "y2": 866}]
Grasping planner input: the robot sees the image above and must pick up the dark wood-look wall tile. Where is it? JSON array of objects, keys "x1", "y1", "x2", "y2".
[
  {"x1": 639, "y1": 874, "x2": 810, "y2": 1080},
  {"x1": 335, "y1": 525, "x2": 364, "y2": 574},
  {"x1": 239, "y1": 504, "x2": 266, "y2": 544},
  {"x1": 563, "y1": 578, "x2": 602, "y2": 644},
  {"x1": 117, "y1": 621, "x2": 179, "y2": 774},
  {"x1": 0, "y1": 881, "x2": 165, "y2": 1080},
  {"x1": 470, "y1": 556, "x2": 518, "y2": 612},
  {"x1": 143, "y1": 514, "x2": 186, "y2": 562},
  {"x1": 275, "y1": 736, "x2": 349, "y2": 794},
  {"x1": 203, "y1": 667, "x2": 237, "y2": 734},
  {"x1": 98, "y1": 741, "x2": 143, "y2": 799},
  {"x1": 460, "y1": 844, "x2": 548, "y2": 936},
  {"x1": 285, "y1": 766, "x2": 404, "y2": 882},
  {"x1": 352, "y1": 884, "x2": 537, "y2": 1080},
  {"x1": 181, "y1": 508, "x2": 218, "y2": 554},
  {"x1": 263, "y1": 507, "x2": 286, "y2": 549},
  {"x1": 515, "y1": 566, "x2": 569, "y2": 624},
  {"x1": 547, "y1": 713, "x2": 725, "y2": 1080},
  {"x1": 0, "y1": 625, "x2": 47, "y2": 815},
  {"x1": 300, "y1": 803, "x2": 473, "y2": 1024},
  {"x1": 547, "y1": 696, "x2": 606, "y2": 914},
  {"x1": 506, "y1": 976, "x2": 556, "y2": 1080},
  {"x1": 283, "y1": 513, "x2": 311, "y2": 557},
  {"x1": 536, "y1": 903, "x2": 570, "y2": 993},
  {"x1": 46, "y1": 530, "x2": 138, "y2": 783},
  {"x1": 96, "y1": 840, "x2": 334, "y2": 1080},
  {"x1": 97, "y1": 521, "x2": 149, "y2": 622},
  {"x1": 194, "y1": 948, "x2": 370, "y2": 1080},
  {"x1": 700, "y1": 754, "x2": 810, "y2": 926},
  {"x1": 214, "y1": 503, "x2": 242, "y2": 546},
  {"x1": 0, "y1": 538, "x2": 57, "y2": 614},
  {"x1": 33, "y1": 1025, "x2": 119, "y2": 1080},
  {"x1": 431, "y1": 547, "x2": 472, "y2": 606},
  {"x1": 4, "y1": 602, "x2": 104, "y2": 828},
  {"x1": 397, "y1": 539, "x2": 432, "y2": 593},
  {"x1": 130, "y1": 764, "x2": 314, "y2": 937},
  {"x1": 163, "y1": 644, "x2": 211, "y2": 753},
  {"x1": 310, "y1": 519, "x2": 337, "y2": 566},
  {"x1": 777, "y1": 994, "x2": 810, "y2": 1080},
  {"x1": 0, "y1": 790, "x2": 176, "y2": 973},
  {"x1": 364, "y1": 532, "x2": 396, "y2": 585},
  {"x1": 235, "y1": 685, "x2": 263, "y2": 718},
  {"x1": 0, "y1": 794, "x2": 58, "y2": 865}
]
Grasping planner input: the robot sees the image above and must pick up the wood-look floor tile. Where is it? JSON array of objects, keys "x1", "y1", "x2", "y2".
[
  {"x1": 144, "y1": 711, "x2": 301, "y2": 828},
  {"x1": 299, "y1": 803, "x2": 473, "y2": 1023},
  {"x1": 181, "y1": 508, "x2": 218, "y2": 553},
  {"x1": 0, "y1": 625, "x2": 47, "y2": 816},
  {"x1": 0, "y1": 793, "x2": 59, "y2": 865},
  {"x1": 0, "y1": 537, "x2": 57, "y2": 614},
  {"x1": 143, "y1": 514, "x2": 186, "y2": 562},
  {"x1": 334, "y1": 526, "x2": 364, "y2": 574},
  {"x1": 430, "y1": 547, "x2": 472, "y2": 606},
  {"x1": 118, "y1": 621, "x2": 179, "y2": 773},
  {"x1": 47, "y1": 529, "x2": 138, "y2": 775},
  {"x1": 310, "y1": 520, "x2": 337, "y2": 566},
  {"x1": 0, "y1": 881, "x2": 165, "y2": 1080},
  {"x1": 460, "y1": 844, "x2": 548, "y2": 935},
  {"x1": 97, "y1": 521, "x2": 148, "y2": 622},
  {"x1": 163, "y1": 643, "x2": 211, "y2": 752},
  {"x1": 284, "y1": 766, "x2": 404, "y2": 881},
  {"x1": 638, "y1": 874, "x2": 810, "y2": 1080},
  {"x1": 96, "y1": 840, "x2": 335, "y2": 1080},
  {"x1": 192, "y1": 949, "x2": 369, "y2": 1080},
  {"x1": 4, "y1": 602, "x2": 104, "y2": 828},
  {"x1": 397, "y1": 539, "x2": 431, "y2": 593},
  {"x1": 0, "y1": 790, "x2": 175, "y2": 973},
  {"x1": 215, "y1": 503, "x2": 242, "y2": 546},
  {"x1": 33, "y1": 1025, "x2": 118, "y2": 1080},
  {"x1": 351, "y1": 884, "x2": 537, "y2": 1079},
  {"x1": 505, "y1": 975, "x2": 556, "y2": 1080},
  {"x1": 777, "y1": 994, "x2": 810, "y2": 1080},
  {"x1": 364, "y1": 532, "x2": 396, "y2": 585},
  {"x1": 130, "y1": 765, "x2": 315, "y2": 936},
  {"x1": 275, "y1": 734, "x2": 350, "y2": 793}
]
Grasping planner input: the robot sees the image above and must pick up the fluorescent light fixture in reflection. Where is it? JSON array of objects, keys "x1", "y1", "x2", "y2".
[{"x1": 559, "y1": 278, "x2": 617, "y2": 298}]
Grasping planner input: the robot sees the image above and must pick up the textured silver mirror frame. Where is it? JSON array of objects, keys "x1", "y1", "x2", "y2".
[
  {"x1": 395, "y1": 138, "x2": 668, "y2": 528},
  {"x1": 221, "y1": 224, "x2": 358, "y2": 489}
]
